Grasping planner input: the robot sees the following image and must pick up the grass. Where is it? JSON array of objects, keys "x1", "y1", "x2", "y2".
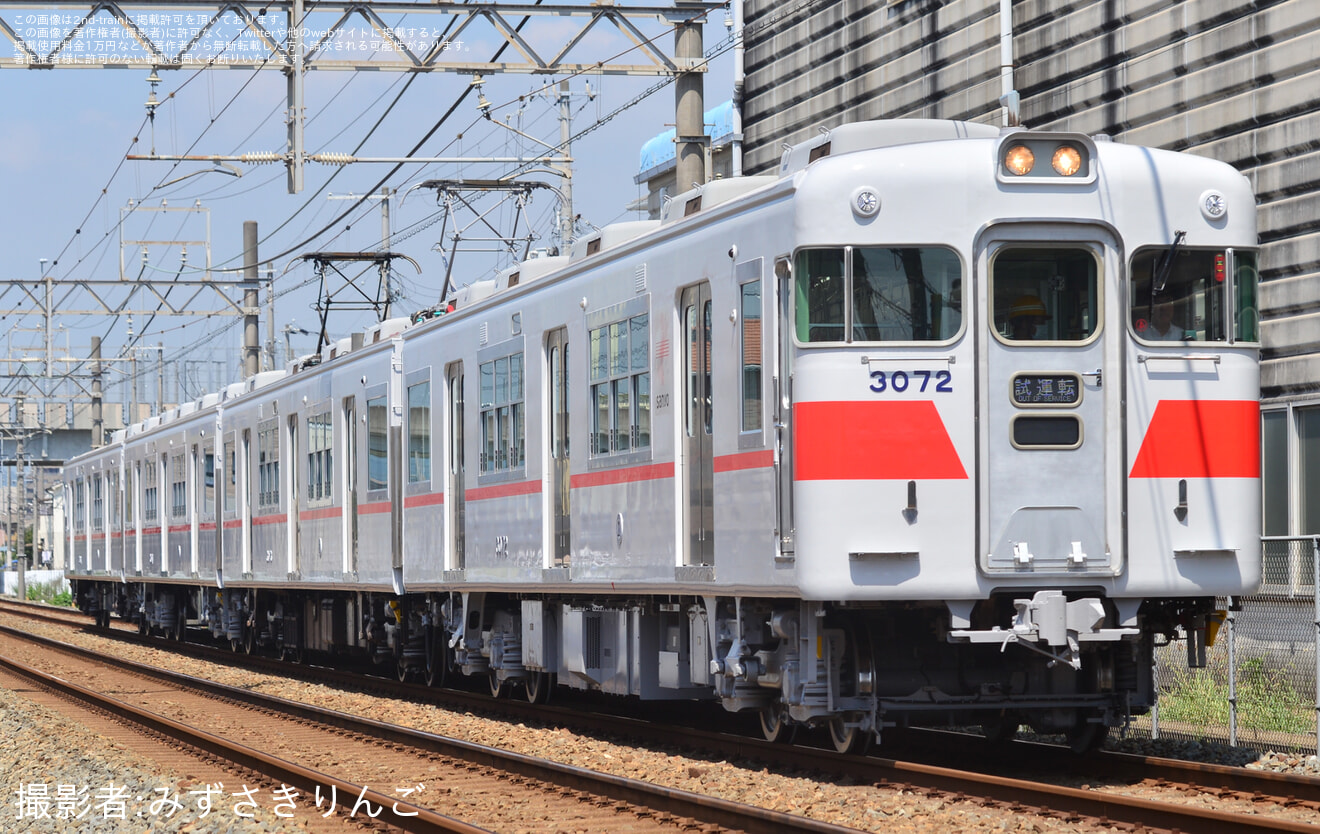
[
  {"x1": 25, "y1": 581, "x2": 72, "y2": 608},
  {"x1": 1158, "y1": 652, "x2": 1314, "y2": 735}
]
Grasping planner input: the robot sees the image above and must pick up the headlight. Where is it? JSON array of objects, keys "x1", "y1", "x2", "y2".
[
  {"x1": 1052, "y1": 145, "x2": 1083, "y2": 176},
  {"x1": 1004, "y1": 145, "x2": 1035, "y2": 176}
]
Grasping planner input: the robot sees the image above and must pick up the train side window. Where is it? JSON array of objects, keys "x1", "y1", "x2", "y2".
[
  {"x1": 143, "y1": 460, "x2": 158, "y2": 523},
  {"x1": 171, "y1": 453, "x2": 186, "y2": 519},
  {"x1": 992, "y1": 247, "x2": 1099, "y2": 343},
  {"x1": 92, "y1": 475, "x2": 103, "y2": 532},
  {"x1": 257, "y1": 419, "x2": 280, "y2": 509},
  {"x1": 75, "y1": 479, "x2": 86, "y2": 532},
  {"x1": 306, "y1": 411, "x2": 333, "y2": 505},
  {"x1": 407, "y1": 380, "x2": 431, "y2": 483},
  {"x1": 202, "y1": 450, "x2": 215, "y2": 515},
  {"x1": 367, "y1": 396, "x2": 388, "y2": 492},
  {"x1": 741, "y1": 280, "x2": 762, "y2": 432},
  {"x1": 479, "y1": 352, "x2": 525, "y2": 473},
  {"x1": 223, "y1": 435, "x2": 236, "y2": 514},
  {"x1": 1129, "y1": 247, "x2": 1257, "y2": 344},
  {"x1": 589, "y1": 313, "x2": 650, "y2": 456}
]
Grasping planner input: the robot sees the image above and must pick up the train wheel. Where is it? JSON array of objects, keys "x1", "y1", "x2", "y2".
[
  {"x1": 828, "y1": 717, "x2": 873, "y2": 755},
  {"x1": 424, "y1": 627, "x2": 447, "y2": 688},
  {"x1": 488, "y1": 670, "x2": 505, "y2": 699},
  {"x1": 981, "y1": 715, "x2": 1019, "y2": 744},
  {"x1": 98, "y1": 610, "x2": 111, "y2": 630},
  {"x1": 1067, "y1": 719, "x2": 1109, "y2": 754},
  {"x1": 170, "y1": 611, "x2": 185, "y2": 642},
  {"x1": 759, "y1": 704, "x2": 797, "y2": 744},
  {"x1": 396, "y1": 657, "x2": 411, "y2": 683},
  {"x1": 229, "y1": 637, "x2": 242, "y2": 653},
  {"x1": 524, "y1": 671, "x2": 551, "y2": 704},
  {"x1": 242, "y1": 623, "x2": 256, "y2": 655}
]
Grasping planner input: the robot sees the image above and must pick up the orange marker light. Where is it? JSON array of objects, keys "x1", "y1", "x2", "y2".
[
  {"x1": 1052, "y1": 145, "x2": 1083, "y2": 176},
  {"x1": 1004, "y1": 145, "x2": 1035, "y2": 176}
]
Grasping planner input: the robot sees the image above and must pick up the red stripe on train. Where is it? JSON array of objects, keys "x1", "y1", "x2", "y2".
[
  {"x1": 570, "y1": 462, "x2": 674, "y2": 489},
  {"x1": 713, "y1": 449, "x2": 774, "y2": 473},
  {"x1": 1129, "y1": 400, "x2": 1260, "y2": 478},
  {"x1": 467, "y1": 480, "x2": 542, "y2": 502},
  {"x1": 793, "y1": 401, "x2": 968, "y2": 480}
]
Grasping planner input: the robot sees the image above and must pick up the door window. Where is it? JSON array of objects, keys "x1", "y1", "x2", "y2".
[{"x1": 992, "y1": 247, "x2": 1099, "y2": 343}]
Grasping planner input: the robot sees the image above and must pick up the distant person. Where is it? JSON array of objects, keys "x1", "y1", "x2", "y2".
[
  {"x1": 1008, "y1": 294, "x2": 1050, "y2": 340},
  {"x1": 1145, "y1": 300, "x2": 1185, "y2": 341}
]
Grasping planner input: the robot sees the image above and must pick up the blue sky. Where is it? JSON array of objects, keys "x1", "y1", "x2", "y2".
[{"x1": 1, "y1": 4, "x2": 733, "y2": 406}]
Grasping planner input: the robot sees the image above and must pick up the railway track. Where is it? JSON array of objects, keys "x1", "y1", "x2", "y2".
[
  {"x1": 0, "y1": 620, "x2": 856, "y2": 834},
  {"x1": 5, "y1": 599, "x2": 1319, "y2": 833}
]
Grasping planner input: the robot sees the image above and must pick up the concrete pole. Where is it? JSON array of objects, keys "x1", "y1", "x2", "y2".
[
  {"x1": 674, "y1": 9, "x2": 706, "y2": 191},
  {"x1": 285, "y1": 0, "x2": 305, "y2": 193},
  {"x1": 15, "y1": 397, "x2": 24, "y2": 600},
  {"x1": 157, "y1": 342, "x2": 165, "y2": 413},
  {"x1": 91, "y1": 336, "x2": 103, "y2": 448},
  {"x1": 558, "y1": 80, "x2": 575, "y2": 247},
  {"x1": 243, "y1": 221, "x2": 261, "y2": 378},
  {"x1": 265, "y1": 266, "x2": 276, "y2": 372},
  {"x1": 380, "y1": 186, "x2": 392, "y2": 320}
]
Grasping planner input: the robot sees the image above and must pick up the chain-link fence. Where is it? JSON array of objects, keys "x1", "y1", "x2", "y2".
[{"x1": 1123, "y1": 537, "x2": 1319, "y2": 756}]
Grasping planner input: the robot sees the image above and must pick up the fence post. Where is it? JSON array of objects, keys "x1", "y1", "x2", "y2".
[
  {"x1": 1312, "y1": 537, "x2": 1319, "y2": 761},
  {"x1": 1227, "y1": 596, "x2": 1237, "y2": 747},
  {"x1": 1151, "y1": 649, "x2": 1160, "y2": 741}
]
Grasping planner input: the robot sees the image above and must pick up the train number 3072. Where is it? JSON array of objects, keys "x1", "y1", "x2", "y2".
[{"x1": 869, "y1": 369, "x2": 953, "y2": 393}]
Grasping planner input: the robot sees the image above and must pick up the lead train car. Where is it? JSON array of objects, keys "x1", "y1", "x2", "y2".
[{"x1": 65, "y1": 120, "x2": 1261, "y2": 752}]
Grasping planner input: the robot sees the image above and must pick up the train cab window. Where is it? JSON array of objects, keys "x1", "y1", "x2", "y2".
[
  {"x1": 992, "y1": 248, "x2": 1099, "y2": 343},
  {"x1": 1129, "y1": 247, "x2": 1259, "y2": 344},
  {"x1": 794, "y1": 246, "x2": 962, "y2": 343}
]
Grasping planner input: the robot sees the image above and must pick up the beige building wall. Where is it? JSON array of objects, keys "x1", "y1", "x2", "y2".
[{"x1": 743, "y1": 0, "x2": 1320, "y2": 402}]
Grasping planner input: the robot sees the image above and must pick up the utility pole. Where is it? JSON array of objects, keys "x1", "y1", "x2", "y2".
[
  {"x1": 91, "y1": 336, "x2": 103, "y2": 448},
  {"x1": 265, "y1": 266, "x2": 276, "y2": 372},
  {"x1": 674, "y1": 3, "x2": 707, "y2": 191},
  {"x1": 243, "y1": 221, "x2": 261, "y2": 378},
  {"x1": 380, "y1": 187, "x2": 392, "y2": 319},
  {"x1": 557, "y1": 81, "x2": 575, "y2": 247},
  {"x1": 15, "y1": 391, "x2": 25, "y2": 601}
]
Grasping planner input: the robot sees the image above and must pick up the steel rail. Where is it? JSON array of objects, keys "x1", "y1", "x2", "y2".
[{"x1": 0, "y1": 622, "x2": 860, "y2": 834}]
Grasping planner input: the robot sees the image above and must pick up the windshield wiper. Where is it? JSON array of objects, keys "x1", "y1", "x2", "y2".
[{"x1": 1152, "y1": 230, "x2": 1186, "y2": 296}]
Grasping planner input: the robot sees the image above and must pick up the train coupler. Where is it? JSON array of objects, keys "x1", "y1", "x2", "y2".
[{"x1": 948, "y1": 591, "x2": 1140, "y2": 670}]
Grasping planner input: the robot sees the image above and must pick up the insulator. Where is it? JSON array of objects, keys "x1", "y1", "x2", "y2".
[
  {"x1": 312, "y1": 152, "x2": 354, "y2": 166},
  {"x1": 240, "y1": 152, "x2": 282, "y2": 164}
]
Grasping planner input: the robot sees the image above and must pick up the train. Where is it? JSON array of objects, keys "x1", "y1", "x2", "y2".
[{"x1": 63, "y1": 118, "x2": 1261, "y2": 753}]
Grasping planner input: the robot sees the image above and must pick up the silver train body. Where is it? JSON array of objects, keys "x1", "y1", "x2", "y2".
[{"x1": 64, "y1": 120, "x2": 1261, "y2": 750}]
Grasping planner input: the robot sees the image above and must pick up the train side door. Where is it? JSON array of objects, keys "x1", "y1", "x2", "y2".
[
  {"x1": 681, "y1": 282, "x2": 714, "y2": 566},
  {"x1": 980, "y1": 233, "x2": 1120, "y2": 576},
  {"x1": 287, "y1": 415, "x2": 300, "y2": 577},
  {"x1": 342, "y1": 397, "x2": 358, "y2": 574},
  {"x1": 774, "y1": 257, "x2": 794, "y2": 558},
  {"x1": 547, "y1": 328, "x2": 571, "y2": 566},
  {"x1": 447, "y1": 362, "x2": 466, "y2": 570}
]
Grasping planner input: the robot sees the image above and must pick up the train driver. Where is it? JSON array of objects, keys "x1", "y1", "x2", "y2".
[
  {"x1": 1008, "y1": 294, "x2": 1051, "y2": 340},
  {"x1": 1145, "y1": 298, "x2": 1186, "y2": 341}
]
